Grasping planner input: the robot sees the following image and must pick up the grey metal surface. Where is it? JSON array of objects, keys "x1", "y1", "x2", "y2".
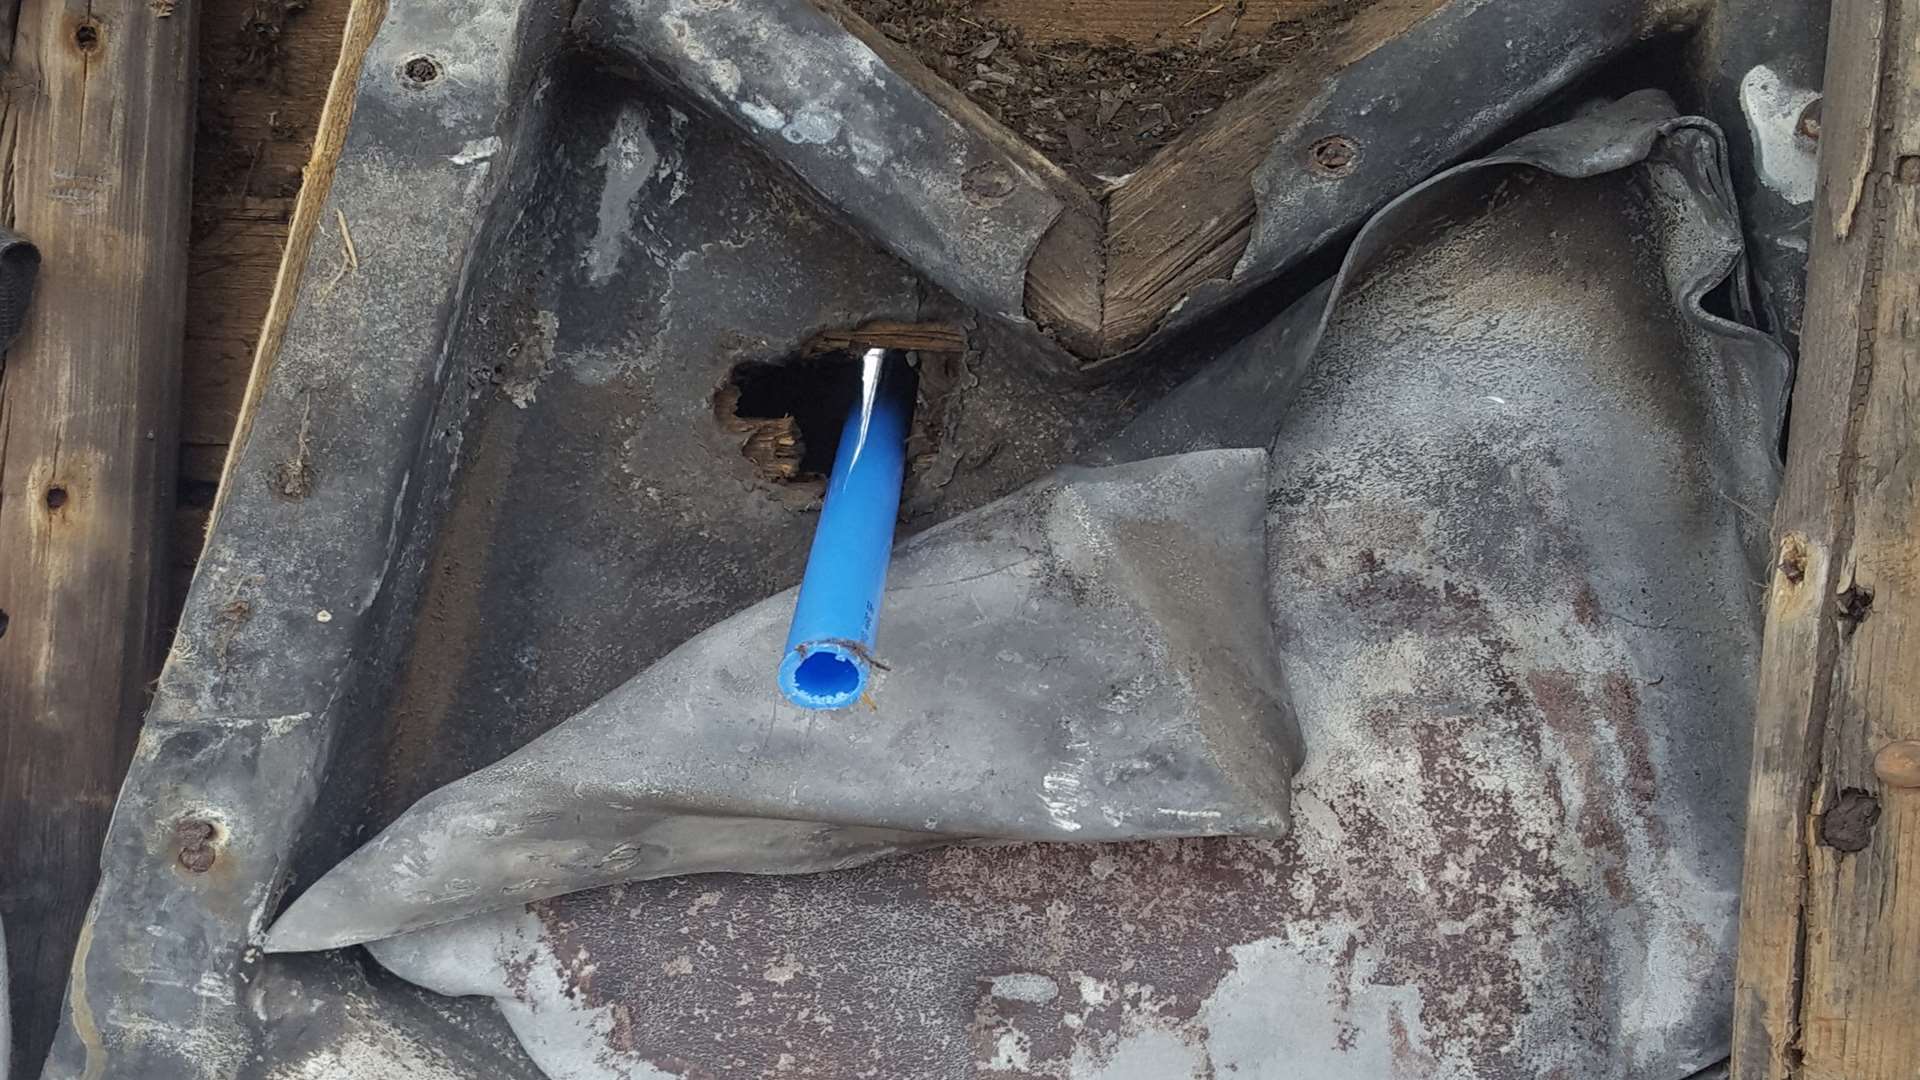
[
  {"x1": 267, "y1": 449, "x2": 1300, "y2": 951},
  {"x1": 44, "y1": 3, "x2": 1162, "y2": 1074},
  {"x1": 576, "y1": 0, "x2": 1076, "y2": 324},
  {"x1": 249, "y1": 952, "x2": 551, "y2": 1080},
  {"x1": 344, "y1": 92, "x2": 1786, "y2": 1079},
  {"x1": 40, "y1": 0, "x2": 574, "y2": 1073},
  {"x1": 40, "y1": 0, "x2": 1803, "y2": 1071},
  {"x1": 1142, "y1": 0, "x2": 1710, "y2": 348},
  {"x1": 1700, "y1": 0, "x2": 1828, "y2": 354}
]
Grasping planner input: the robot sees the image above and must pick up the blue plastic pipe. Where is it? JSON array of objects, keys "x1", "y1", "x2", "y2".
[{"x1": 777, "y1": 349, "x2": 915, "y2": 709}]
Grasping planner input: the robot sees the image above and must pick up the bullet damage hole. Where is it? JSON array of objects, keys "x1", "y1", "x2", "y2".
[
  {"x1": 1818, "y1": 788, "x2": 1880, "y2": 853},
  {"x1": 1308, "y1": 135, "x2": 1358, "y2": 175},
  {"x1": 45, "y1": 486, "x2": 69, "y2": 511},
  {"x1": 713, "y1": 324, "x2": 966, "y2": 500},
  {"x1": 175, "y1": 817, "x2": 222, "y2": 873},
  {"x1": 403, "y1": 55, "x2": 441, "y2": 85},
  {"x1": 1835, "y1": 581, "x2": 1874, "y2": 634},
  {"x1": 719, "y1": 351, "x2": 867, "y2": 484}
]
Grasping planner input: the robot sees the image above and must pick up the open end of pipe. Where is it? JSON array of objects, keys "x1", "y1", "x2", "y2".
[{"x1": 779, "y1": 642, "x2": 869, "y2": 710}]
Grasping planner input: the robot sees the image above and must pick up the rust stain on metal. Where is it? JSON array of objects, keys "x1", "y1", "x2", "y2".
[
  {"x1": 1573, "y1": 582, "x2": 1603, "y2": 628},
  {"x1": 174, "y1": 818, "x2": 220, "y2": 874}
]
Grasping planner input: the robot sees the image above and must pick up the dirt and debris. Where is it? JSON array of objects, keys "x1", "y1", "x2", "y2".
[{"x1": 847, "y1": 0, "x2": 1365, "y2": 186}]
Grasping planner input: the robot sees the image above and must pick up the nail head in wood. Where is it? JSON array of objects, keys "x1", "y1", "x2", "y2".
[{"x1": 1875, "y1": 742, "x2": 1920, "y2": 789}]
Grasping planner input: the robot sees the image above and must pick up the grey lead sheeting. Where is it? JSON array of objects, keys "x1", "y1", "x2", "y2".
[
  {"x1": 1187, "y1": 0, "x2": 1683, "y2": 342},
  {"x1": 266, "y1": 448, "x2": 1300, "y2": 951},
  {"x1": 576, "y1": 0, "x2": 1070, "y2": 322},
  {"x1": 276, "y1": 90, "x2": 1779, "y2": 1079}
]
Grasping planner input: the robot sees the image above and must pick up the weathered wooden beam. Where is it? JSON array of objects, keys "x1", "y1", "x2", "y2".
[
  {"x1": 1096, "y1": 0, "x2": 1447, "y2": 354},
  {"x1": 0, "y1": 0, "x2": 196, "y2": 1069},
  {"x1": 1731, "y1": 1, "x2": 1920, "y2": 1077}
]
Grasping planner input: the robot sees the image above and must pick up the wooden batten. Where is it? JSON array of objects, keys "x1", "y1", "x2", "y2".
[
  {"x1": 1731, "y1": 1, "x2": 1920, "y2": 1077},
  {"x1": 0, "y1": 0, "x2": 196, "y2": 1069}
]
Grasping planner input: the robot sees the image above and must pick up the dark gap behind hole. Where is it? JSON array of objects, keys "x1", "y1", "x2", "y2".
[{"x1": 730, "y1": 350, "x2": 906, "y2": 478}]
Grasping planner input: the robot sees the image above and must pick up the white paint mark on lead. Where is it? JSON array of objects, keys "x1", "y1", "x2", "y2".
[
  {"x1": 586, "y1": 107, "x2": 662, "y2": 286},
  {"x1": 1739, "y1": 65, "x2": 1819, "y2": 205},
  {"x1": 989, "y1": 973, "x2": 1061, "y2": 1004},
  {"x1": 739, "y1": 100, "x2": 785, "y2": 130},
  {"x1": 450, "y1": 136, "x2": 500, "y2": 165},
  {"x1": 781, "y1": 104, "x2": 841, "y2": 145},
  {"x1": 1040, "y1": 768, "x2": 1087, "y2": 832}
]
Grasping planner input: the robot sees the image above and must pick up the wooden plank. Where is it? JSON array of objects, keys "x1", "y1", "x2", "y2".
[
  {"x1": 1023, "y1": 202, "x2": 1105, "y2": 358},
  {"x1": 204, "y1": 0, "x2": 376, "y2": 530},
  {"x1": 177, "y1": 0, "x2": 352, "y2": 613},
  {"x1": 1096, "y1": 0, "x2": 1444, "y2": 353},
  {"x1": 1731, "y1": 1, "x2": 1920, "y2": 1077},
  {"x1": 838, "y1": 0, "x2": 1429, "y2": 358},
  {"x1": 821, "y1": 0, "x2": 1109, "y2": 354},
  {"x1": 801, "y1": 320, "x2": 970, "y2": 354},
  {"x1": 0, "y1": 0, "x2": 197, "y2": 1069}
]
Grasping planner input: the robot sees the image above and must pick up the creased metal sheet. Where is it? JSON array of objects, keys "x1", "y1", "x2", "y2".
[
  {"x1": 266, "y1": 449, "x2": 1300, "y2": 951},
  {"x1": 338, "y1": 92, "x2": 1786, "y2": 1079},
  {"x1": 40, "y1": 0, "x2": 575, "y2": 1072},
  {"x1": 1702, "y1": 0, "x2": 1827, "y2": 353},
  {"x1": 1142, "y1": 0, "x2": 1706, "y2": 349}
]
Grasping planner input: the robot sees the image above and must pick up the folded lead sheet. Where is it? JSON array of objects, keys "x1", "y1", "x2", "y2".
[
  {"x1": 319, "y1": 91, "x2": 1784, "y2": 1080},
  {"x1": 267, "y1": 448, "x2": 1300, "y2": 952}
]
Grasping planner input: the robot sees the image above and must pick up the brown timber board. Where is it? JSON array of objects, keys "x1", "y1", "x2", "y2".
[
  {"x1": 839, "y1": 0, "x2": 1448, "y2": 358},
  {"x1": 177, "y1": 0, "x2": 353, "y2": 609},
  {"x1": 0, "y1": 0, "x2": 195, "y2": 1068},
  {"x1": 1731, "y1": 0, "x2": 1920, "y2": 1078}
]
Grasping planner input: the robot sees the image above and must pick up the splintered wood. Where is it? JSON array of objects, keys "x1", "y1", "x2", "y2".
[{"x1": 1732, "y1": 1, "x2": 1920, "y2": 1078}]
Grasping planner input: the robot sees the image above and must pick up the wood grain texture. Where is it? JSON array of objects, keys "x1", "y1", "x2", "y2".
[
  {"x1": 801, "y1": 320, "x2": 970, "y2": 354},
  {"x1": 176, "y1": 0, "x2": 351, "y2": 603},
  {"x1": 1732, "y1": 0, "x2": 1920, "y2": 1077},
  {"x1": 817, "y1": 0, "x2": 1107, "y2": 355},
  {"x1": 0, "y1": 0, "x2": 196, "y2": 1069},
  {"x1": 1023, "y1": 202, "x2": 1105, "y2": 356},
  {"x1": 1098, "y1": 0, "x2": 1443, "y2": 353},
  {"x1": 831, "y1": 0, "x2": 1430, "y2": 358}
]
